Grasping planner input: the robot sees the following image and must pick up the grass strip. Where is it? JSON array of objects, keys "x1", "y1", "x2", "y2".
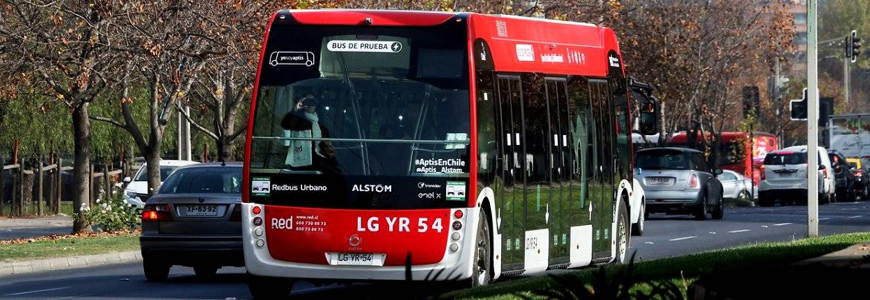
[
  {"x1": 450, "y1": 232, "x2": 870, "y2": 299},
  {"x1": 0, "y1": 232, "x2": 139, "y2": 262}
]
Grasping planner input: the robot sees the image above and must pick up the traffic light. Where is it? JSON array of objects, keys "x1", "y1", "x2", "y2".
[
  {"x1": 790, "y1": 88, "x2": 809, "y2": 121},
  {"x1": 850, "y1": 30, "x2": 861, "y2": 63},
  {"x1": 743, "y1": 86, "x2": 760, "y2": 118}
]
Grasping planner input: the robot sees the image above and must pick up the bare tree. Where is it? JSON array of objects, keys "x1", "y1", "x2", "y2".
[{"x1": 0, "y1": 1, "x2": 126, "y2": 233}]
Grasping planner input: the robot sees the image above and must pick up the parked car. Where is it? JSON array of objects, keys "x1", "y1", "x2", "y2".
[
  {"x1": 758, "y1": 146, "x2": 835, "y2": 206},
  {"x1": 140, "y1": 163, "x2": 244, "y2": 281},
  {"x1": 635, "y1": 147, "x2": 725, "y2": 220},
  {"x1": 828, "y1": 150, "x2": 857, "y2": 202},
  {"x1": 718, "y1": 170, "x2": 753, "y2": 202},
  {"x1": 846, "y1": 157, "x2": 869, "y2": 200},
  {"x1": 123, "y1": 160, "x2": 198, "y2": 209}
]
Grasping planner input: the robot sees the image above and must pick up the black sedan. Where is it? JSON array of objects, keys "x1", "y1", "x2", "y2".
[{"x1": 140, "y1": 163, "x2": 244, "y2": 281}]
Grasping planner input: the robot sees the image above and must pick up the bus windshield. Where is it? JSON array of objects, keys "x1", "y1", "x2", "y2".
[{"x1": 248, "y1": 21, "x2": 470, "y2": 209}]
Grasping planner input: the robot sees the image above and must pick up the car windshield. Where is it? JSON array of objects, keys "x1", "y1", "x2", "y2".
[
  {"x1": 764, "y1": 153, "x2": 807, "y2": 165},
  {"x1": 134, "y1": 166, "x2": 181, "y2": 182},
  {"x1": 636, "y1": 150, "x2": 690, "y2": 170},
  {"x1": 159, "y1": 167, "x2": 242, "y2": 194},
  {"x1": 249, "y1": 24, "x2": 470, "y2": 177}
]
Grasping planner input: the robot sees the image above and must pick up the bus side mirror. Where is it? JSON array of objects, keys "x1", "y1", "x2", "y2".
[{"x1": 639, "y1": 99, "x2": 659, "y2": 135}]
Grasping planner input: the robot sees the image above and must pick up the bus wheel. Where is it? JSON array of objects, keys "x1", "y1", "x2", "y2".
[
  {"x1": 616, "y1": 200, "x2": 629, "y2": 264},
  {"x1": 248, "y1": 273, "x2": 292, "y2": 300},
  {"x1": 471, "y1": 210, "x2": 492, "y2": 287}
]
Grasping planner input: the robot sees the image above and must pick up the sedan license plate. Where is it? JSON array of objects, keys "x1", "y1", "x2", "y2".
[
  {"x1": 182, "y1": 205, "x2": 219, "y2": 217},
  {"x1": 327, "y1": 252, "x2": 386, "y2": 266},
  {"x1": 647, "y1": 177, "x2": 671, "y2": 185}
]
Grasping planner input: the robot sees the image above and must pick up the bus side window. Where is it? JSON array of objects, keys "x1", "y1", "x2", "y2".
[
  {"x1": 476, "y1": 69, "x2": 497, "y2": 185},
  {"x1": 568, "y1": 77, "x2": 590, "y2": 209}
]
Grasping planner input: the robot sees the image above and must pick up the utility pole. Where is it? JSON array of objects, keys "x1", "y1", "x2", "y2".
[
  {"x1": 844, "y1": 48, "x2": 850, "y2": 105},
  {"x1": 807, "y1": 0, "x2": 819, "y2": 238},
  {"x1": 773, "y1": 57, "x2": 783, "y2": 142},
  {"x1": 178, "y1": 106, "x2": 191, "y2": 161}
]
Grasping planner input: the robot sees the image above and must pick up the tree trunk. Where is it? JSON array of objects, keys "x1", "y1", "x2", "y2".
[
  {"x1": 216, "y1": 138, "x2": 234, "y2": 163},
  {"x1": 145, "y1": 149, "x2": 161, "y2": 197},
  {"x1": 72, "y1": 103, "x2": 92, "y2": 234}
]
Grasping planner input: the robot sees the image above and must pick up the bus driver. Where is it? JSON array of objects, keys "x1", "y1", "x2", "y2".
[{"x1": 282, "y1": 93, "x2": 336, "y2": 168}]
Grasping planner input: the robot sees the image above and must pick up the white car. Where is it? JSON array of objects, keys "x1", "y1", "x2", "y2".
[
  {"x1": 758, "y1": 146, "x2": 835, "y2": 206},
  {"x1": 719, "y1": 170, "x2": 754, "y2": 201},
  {"x1": 123, "y1": 160, "x2": 198, "y2": 208}
]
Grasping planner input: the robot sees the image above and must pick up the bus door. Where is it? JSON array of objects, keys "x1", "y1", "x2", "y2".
[
  {"x1": 589, "y1": 79, "x2": 615, "y2": 259},
  {"x1": 545, "y1": 78, "x2": 570, "y2": 263},
  {"x1": 521, "y1": 74, "x2": 550, "y2": 272},
  {"x1": 496, "y1": 75, "x2": 525, "y2": 270}
]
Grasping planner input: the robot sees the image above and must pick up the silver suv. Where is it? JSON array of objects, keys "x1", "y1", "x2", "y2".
[
  {"x1": 758, "y1": 146, "x2": 835, "y2": 206},
  {"x1": 636, "y1": 147, "x2": 725, "y2": 220}
]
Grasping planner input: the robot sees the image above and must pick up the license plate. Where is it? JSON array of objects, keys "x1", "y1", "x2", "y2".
[
  {"x1": 647, "y1": 177, "x2": 671, "y2": 185},
  {"x1": 182, "y1": 205, "x2": 219, "y2": 217},
  {"x1": 327, "y1": 252, "x2": 386, "y2": 266}
]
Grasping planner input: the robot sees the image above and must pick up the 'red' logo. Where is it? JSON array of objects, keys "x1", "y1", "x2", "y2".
[{"x1": 348, "y1": 234, "x2": 362, "y2": 247}]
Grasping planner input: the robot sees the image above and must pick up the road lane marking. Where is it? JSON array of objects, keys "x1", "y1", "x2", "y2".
[
  {"x1": 761, "y1": 225, "x2": 769, "y2": 228},
  {"x1": 773, "y1": 223, "x2": 792, "y2": 226},
  {"x1": 5, "y1": 287, "x2": 70, "y2": 296},
  {"x1": 847, "y1": 216, "x2": 862, "y2": 219},
  {"x1": 819, "y1": 218, "x2": 831, "y2": 221},
  {"x1": 728, "y1": 229, "x2": 751, "y2": 233},
  {"x1": 669, "y1": 236, "x2": 698, "y2": 242},
  {"x1": 644, "y1": 242, "x2": 655, "y2": 245},
  {"x1": 709, "y1": 232, "x2": 717, "y2": 235}
]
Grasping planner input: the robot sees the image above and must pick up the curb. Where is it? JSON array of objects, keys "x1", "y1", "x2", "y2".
[{"x1": 0, "y1": 251, "x2": 141, "y2": 277}]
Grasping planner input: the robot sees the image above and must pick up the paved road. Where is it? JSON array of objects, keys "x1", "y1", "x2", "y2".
[
  {"x1": 3, "y1": 201, "x2": 870, "y2": 299},
  {"x1": 633, "y1": 201, "x2": 870, "y2": 261},
  {"x1": 0, "y1": 215, "x2": 72, "y2": 240}
]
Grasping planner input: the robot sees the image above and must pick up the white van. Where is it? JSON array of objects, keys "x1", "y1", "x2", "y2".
[
  {"x1": 123, "y1": 160, "x2": 198, "y2": 208},
  {"x1": 758, "y1": 146, "x2": 835, "y2": 206}
]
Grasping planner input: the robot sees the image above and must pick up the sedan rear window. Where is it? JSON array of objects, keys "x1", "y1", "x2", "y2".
[
  {"x1": 636, "y1": 150, "x2": 690, "y2": 170},
  {"x1": 134, "y1": 166, "x2": 181, "y2": 182},
  {"x1": 159, "y1": 167, "x2": 242, "y2": 194},
  {"x1": 764, "y1": 153, "x2": 806, "y2": 165}
]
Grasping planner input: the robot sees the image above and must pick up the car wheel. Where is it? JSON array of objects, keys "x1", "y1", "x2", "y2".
[
  {"x1": 616, "y1": 200, "x2": 630, "y2": 264},
  {"x1": 632, "y1": 202, "x2": 645, "y2": 236},
  {"x1": 738, "y1": 190, "x2": 751, "y2": 203},
  {"x1": 470, "y1": 210, "x2": 493, "y2": 287},
  {"x1": 248, "y1": 273, "x2": 293, "y2": 300},
  {"x1": 694, "y1": 194, "x2": 708, "y2": 220},
  {"x1": 143, "y1": 257, "x2": 170, "y2": 281},
  {"x1": 194, "y1": 266, "x2": 218, "y2": 278},
  {"x1": 712, "y1": 196, "x2": 724, "y2": 220}
]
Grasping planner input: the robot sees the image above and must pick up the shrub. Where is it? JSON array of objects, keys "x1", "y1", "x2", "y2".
[{"x1": 74, "y1": 186, "x2": 140, "y2": 233}]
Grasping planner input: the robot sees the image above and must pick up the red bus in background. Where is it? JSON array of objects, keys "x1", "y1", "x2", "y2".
[
  {"x1": 242, "y1": 10, "x2": 657, "y2": 298},
  {"x1": 669, "y1": 132, "x2": 778, "y2": 189}
]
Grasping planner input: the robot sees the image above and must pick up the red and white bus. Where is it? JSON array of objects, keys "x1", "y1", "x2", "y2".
[{"x1": 242, "y1": 10, "x2": 657, "y2": 298}]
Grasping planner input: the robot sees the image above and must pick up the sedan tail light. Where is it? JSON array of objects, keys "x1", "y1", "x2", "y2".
[
  {"x1": 142, "y1": 204, "x2": 173, "y2": 222},
  {"x1": 689, "y1": 174, "x2": 699, "y2": 189},
  {"x1": 760, "y1": 165, "x2": 766, "y2": 181},
  {"x1": 822, "y1": 168, "x2": 828, "y2": 179}
]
